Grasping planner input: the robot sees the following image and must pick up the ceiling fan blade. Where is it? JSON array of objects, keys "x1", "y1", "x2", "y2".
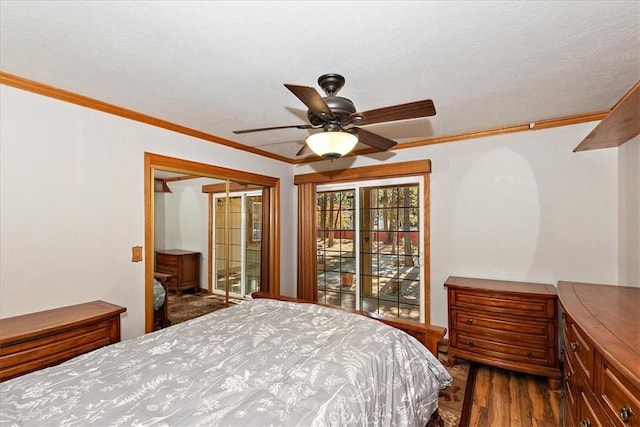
[
  {"x1": 233, "y1": 124, "x2": 313, "y2": 134},
  {"x1": 296, "y1": 143, "x2": 313, "y2": 156},
  {"x1": 284, "y1": 84, "x2": 334, "y2": 119},
  {"x1": 354, "y1": 127, "x2": 398, "y2": 151},
  {"x1": 353, "y1": 99, "x2": 436, "y2": 126}
]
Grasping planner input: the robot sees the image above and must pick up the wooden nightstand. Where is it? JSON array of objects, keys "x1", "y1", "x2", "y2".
[
  {"x1": 444, "y1": 276, "x2": 562, "y2": 389},
  {"x1": 155, "y1": 250, "x2": 200, "y2": 294}
]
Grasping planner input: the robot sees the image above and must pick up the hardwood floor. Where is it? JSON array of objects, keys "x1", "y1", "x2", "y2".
[{"x1": 467, "y1": 363, "x2": 563, "y2": 426}]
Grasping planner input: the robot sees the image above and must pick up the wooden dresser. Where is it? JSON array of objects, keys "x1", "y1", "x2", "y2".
[
  {"x1": 558, "y1": 281, "x2": 640, "y2": 427},
  {"x1": 155, "y1": 249, "x2": 200, "y2": 294},
  {"x1": 0, "y1": 300, "x2": 126, "y2": 382},
  {"x1": 445, "y1": 276, "x2": 562, "y2": 389}
]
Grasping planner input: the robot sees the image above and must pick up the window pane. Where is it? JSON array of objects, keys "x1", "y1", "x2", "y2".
[
  {"x1": 316, "y1": 189, "x2": 355, "y2": 309},
  {"x1": 359, "y1": 184, "x2": 420, "y2": 321}
]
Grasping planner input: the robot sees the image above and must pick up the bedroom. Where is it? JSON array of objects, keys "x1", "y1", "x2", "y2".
[{"x1": 0, "y1": 1, "x2": 638, "y2": 425}]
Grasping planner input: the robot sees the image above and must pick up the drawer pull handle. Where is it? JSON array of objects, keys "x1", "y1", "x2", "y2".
[
  {"x1": 570, "y1": 341, "x2": 579, "y2": 352},
  {"x1": 580, "y1": 418, "x2": 591, "y2": 427},
  {"x1": 468, "y1": 341, "x2": 474, "y2": 347},
  {"x1": 620, "y1": 405, "x2": 634, "y2": 423},
  {"x1": 527, "y1": 351, "x2": 533, "y2": 359},
  {"x1": 564, "y1": 372, "x2": 571, "y2": 382},
  {"x1": 466, "y1": 319, "x2": 473, "y2": 325}
]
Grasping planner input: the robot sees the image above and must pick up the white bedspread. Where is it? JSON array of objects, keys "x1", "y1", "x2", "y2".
[{"x1": 0, "y1": 298, "x2": 451, "y2": 426}]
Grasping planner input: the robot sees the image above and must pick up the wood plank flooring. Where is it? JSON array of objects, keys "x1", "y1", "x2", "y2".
[{"x1": 467, "y1": 363, "x2": 563, "y2": 426}]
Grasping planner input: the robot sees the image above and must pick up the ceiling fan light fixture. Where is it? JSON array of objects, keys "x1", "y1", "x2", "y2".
[{"x1": 306, "y1": 131, "x2": 358, "y2": 161}]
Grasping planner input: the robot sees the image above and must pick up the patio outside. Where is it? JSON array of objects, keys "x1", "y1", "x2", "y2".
[{"x1": 317, "y1": 237, "x2": 421, "y2": 321}]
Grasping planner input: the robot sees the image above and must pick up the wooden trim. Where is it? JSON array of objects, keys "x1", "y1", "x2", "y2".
[
  {"x1": 207, "y1": 193, "x2": 213, "y2": 293},
  {"x1": 291, "y1": 111, "x2": 609, "y2": 164},
  {"x1": 294, "y1": 159, "x2": 431, "y2": 185},
  {"x1": 164, "y1": 175, "x2": 201, "y2": 183},
  {"x1": 296, "y1": 182, "x2": 317, "y2": 301},
  {"x1": 202, "y1": 182, "x2": 264, "y2": 194},
  {"x1": 574, "y1": 80, "x2": 640, "y2": 151},
  {"x1": 146, "y1": 153, "x2": 279, "y2": 186},
  {"x1": 144, "y1": 152, "x2": 280, "y2": 332},
  {"x1": 423, "y1": 172, "x2": 431, "y2": 324},
  {"x1": 269, "y1": 182, "x2": 281, "y2": 296},
  {"x1": 0, "y1": 71, "x2": 291, "y2": 163},
  {"x1": 144, "y1": 155, "x2": 154, "y2": 333},
  {"x1": 2, "y1": 71, "x2": 610, "y2": 164}
]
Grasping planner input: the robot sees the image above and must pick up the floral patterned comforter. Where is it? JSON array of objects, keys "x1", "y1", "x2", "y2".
[{"x1": 0, "y1": 298, "x2": 451, "y2": 426}]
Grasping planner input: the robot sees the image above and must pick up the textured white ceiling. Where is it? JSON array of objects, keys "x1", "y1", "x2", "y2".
[{"x1": 1, "y1": 1, "x2": 638, "y2": 161}]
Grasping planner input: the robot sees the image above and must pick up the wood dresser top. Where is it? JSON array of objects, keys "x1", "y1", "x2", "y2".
[
  {"x1": 558, "y1": 281, "x2": 640, "y2": 382},
  {"x1": 444, "y1": 276, "x2": 557, "y2": 296},
  {"x1": 155, "y1": 249, "x2": 199, "y2": 255},
  {"x1": 0, "y1": 300, "x2": 126, "y2": 346}
]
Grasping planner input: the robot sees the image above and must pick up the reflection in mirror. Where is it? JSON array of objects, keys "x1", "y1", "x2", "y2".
[
  {"x1": 145, "y1": 152, "x2": 279, "y2": 333},
  {"x1": 207, "y1": 180, "x2": 264, "y2": 303}
]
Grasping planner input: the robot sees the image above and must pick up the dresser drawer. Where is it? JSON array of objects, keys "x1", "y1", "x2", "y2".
[
  {"x1": 452, "y1": 309, "x2": 552, "y2": 344},
  {"x1": 156, "y1": 254, "x2": 178, "y2": 268},
  {"x1": 564, "y1": 345, "x2": 578, "y2": 415},
  {"x1": 451, "y1": 330, "x2": 550, "y2": 365},
  {"x1": 450, "y1": 288, "x2": 555, "y2": 319},
  {"x1": 597, "y1": 358, "x2": 640, "y2": 427},
  {"x1": 0, "y1": 321, "x2": 114, "y2": 380},
  {"x1": 579, "y1": 388, "x2": 607, "y2": 427},
  {"x1": 567, "y1": 320, "x2": 594, "y2": 388}
]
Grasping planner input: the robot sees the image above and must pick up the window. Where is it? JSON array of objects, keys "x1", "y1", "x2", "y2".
[
  {"x1": 295, "y1": 160, "x2": 431, "y2": 323},
  {"x1": 316, "y1": 179, "x2": 423, "y2": 321}
]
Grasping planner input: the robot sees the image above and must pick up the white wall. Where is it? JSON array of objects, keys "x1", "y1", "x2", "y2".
[
  {"x1": 154, "y1": 178, "x2": 212, "y2": 289},
  {"x1": 0, "y1": 85, "x2": 295, "y2": 339},
  {"x1": 295, "y1": 122, "x2": 620, "y2": 329},
  {"x1": 1, "y1": 82, "x2": 629, "y2": 338},
  {"x1": 619, "y1": 135, "x2": 640, "y2": 285}
]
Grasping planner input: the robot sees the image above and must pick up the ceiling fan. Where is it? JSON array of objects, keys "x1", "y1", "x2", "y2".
[{"x1": 233, "y1": 73, "x2": 437, "y2": 160}]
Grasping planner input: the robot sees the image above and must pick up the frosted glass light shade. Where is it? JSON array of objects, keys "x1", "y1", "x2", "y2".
[{"x1": 306, "y1": 132, "x2": 358, "y2": 160}]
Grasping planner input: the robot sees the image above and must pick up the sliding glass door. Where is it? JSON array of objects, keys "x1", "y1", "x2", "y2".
[
  {"x1": 316, "y1": 177, "x2": 423, "y2": 321},
  {"x1": 213, "y1": 191, "x2": 262, "y2": 298}
]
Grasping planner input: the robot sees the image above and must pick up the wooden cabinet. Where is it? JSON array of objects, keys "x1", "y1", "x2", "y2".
[
  {"x1": 445, "y1": 276, "x2": 562, "y2": 389},
  {"x1": 155, "y1": 250, "x2": 200, "y2": 294},
  {"x1": 0, "y1": 301, "x2": 126, "y2": 382},
  {"x1": 559, "y1": 281, "x2": 640, "y2": 427}
]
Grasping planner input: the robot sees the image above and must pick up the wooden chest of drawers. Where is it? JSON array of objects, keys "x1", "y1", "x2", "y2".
[
  {"x1": 445, "y1": 276, "x2": 562, "y2": 389},
  {"x1": 0, "y1": 301, "x2": 126, "y2": 382},
  {"x1": 559, "y1": 281, "x2": 640, "y2": 427},
  {"x1": 155, "y1": 249, "x2": 200, "y2": 294}
]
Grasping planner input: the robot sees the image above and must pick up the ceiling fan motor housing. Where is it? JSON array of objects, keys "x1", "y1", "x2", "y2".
[{"x1": 307, "y1": 96, "x2": 358, "y2": 126}]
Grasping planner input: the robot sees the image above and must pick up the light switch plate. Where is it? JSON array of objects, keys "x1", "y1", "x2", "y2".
[{"x1": 132, "y1": 246, "x2": 143, "y2": 262}]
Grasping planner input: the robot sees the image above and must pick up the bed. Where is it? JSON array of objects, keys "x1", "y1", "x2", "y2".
[{"x1": 0, "y1": 296, "x2": 452, "y2": 426}]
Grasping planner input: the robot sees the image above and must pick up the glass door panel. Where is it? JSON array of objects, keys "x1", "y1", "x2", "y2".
[
  {"x1": 214, "y1": 192, "x2": 261, "y2": 298},
  {"x1": 317, "y1": 180, "x2": 422, "y2": 321},
  {"x1": 316, "y1": 190, "x2": 356, "y2": 310}
]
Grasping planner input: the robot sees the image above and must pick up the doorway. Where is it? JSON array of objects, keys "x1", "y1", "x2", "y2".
[{"x1": 144, "y1": 153, "x2": 280, "y2": 333}]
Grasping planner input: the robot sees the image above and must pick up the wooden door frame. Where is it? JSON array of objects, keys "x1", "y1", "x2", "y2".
[{"x1": 144, "y1": 152, "x2": 280, "y2": 332}]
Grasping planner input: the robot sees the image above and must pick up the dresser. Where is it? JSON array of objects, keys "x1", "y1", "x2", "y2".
[
  {"x1": 559, "y1": 281, "x2": 640, "y2": 427},
  {"x1": 155, "y1": 249, "x2": 200, "y2": 294},
  {"x1": 0, "y1": 300, "x2": 126, "y2": 382},
  {"x1": 445, "y1": 276, "x2": 562, "y2": 389}
]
